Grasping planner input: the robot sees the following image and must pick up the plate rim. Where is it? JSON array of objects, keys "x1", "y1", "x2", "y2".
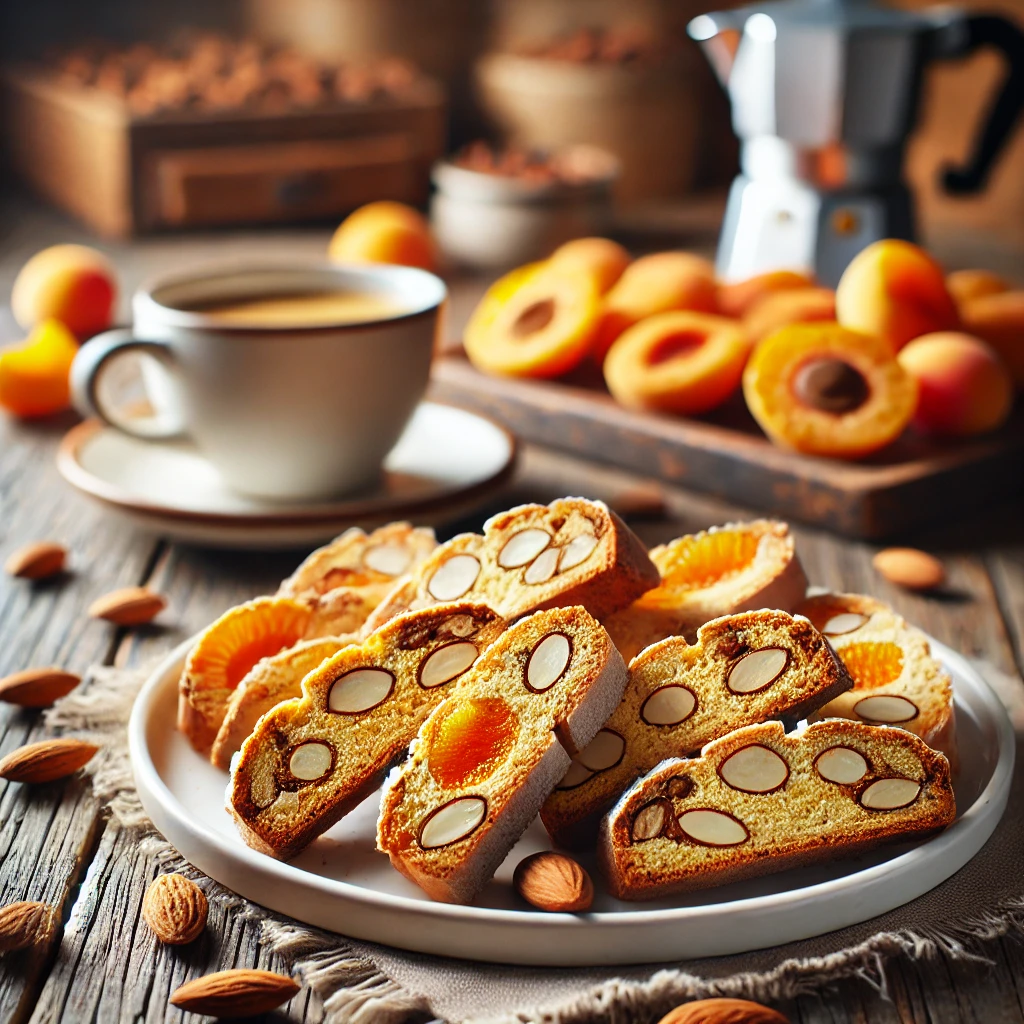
[
  {"x1": 57, "y1": 401, "x2": 518, "y2": 527},
  {"x1": 128, "y1": 636, "x2": 1015, "y2": 960}
]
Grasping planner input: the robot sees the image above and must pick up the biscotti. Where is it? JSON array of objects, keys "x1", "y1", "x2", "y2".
[
  {"x1": 600, "y1": 719, "x2": 955, "y2": 900},
  {"x1": 541, "y1": 609, "x2": 852, "y2": 848},
  {"x1": 210, "y1": 636, "x2": 355, "y2": 771},
  {"x1": 377, "y1": 606, "x2": 627, "y2": 904},
  {"x1": 798, "y1": 592, "x2": 957, "y2": 765},
  {"x1": 603, "y1": 520, "x2": 807, "y2": 662},
  {"x1": 278, "y1": 523, "x2": 436, "y2": 635},
  {"x1": 362, "y1": 498, "x2": 660, "y2": 633},
  {"x1": 229, "y1": 603, "x2": 507, "y2": 859}
]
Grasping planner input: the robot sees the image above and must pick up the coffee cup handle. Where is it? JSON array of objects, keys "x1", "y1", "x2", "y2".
[{"x1": 70, "y1": 329, "x2": 186, "y2": 440}]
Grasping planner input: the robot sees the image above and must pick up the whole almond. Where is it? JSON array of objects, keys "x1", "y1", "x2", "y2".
[
  {"x1": 4, "y1": 541, "x2": 67, "y2": 580},
  {"x1": 88, "y1": 587, "x2": 166, "y2": 625},
  {"x1": 0, "y1": 668, "x2": 81, "y2": 708},
  {"x1": 170, "y1": 969, "x2": 300, "y2": 1017},
  {"x1": 142, "y1": 873, "x2": 207, "y2": 945},
  {"x1": 513, "y1": 851, "x2": 593, "y2": 912},
  {"x1": 658, "y1": 1000, "x2": 789, "y2": 1024},
  {"x1": 0, "y1": 901, "x2": 58, "y2": 953},
  {"x1": 0, "y1": 738, "x2": 99, "y2": 783},
  {"x1": 872, "y1": 547, "x2": 945, "y2": 591}
]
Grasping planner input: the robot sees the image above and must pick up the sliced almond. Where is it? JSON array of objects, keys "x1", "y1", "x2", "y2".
[
  {"x1": 726, "y1": 647, "x2": 789, "y2": 694},
  {"x1": 719, "y1": 744, "x2": 789, "y2": 794},
  {"x1": 556, "y1": 760, "x2": 594, "y2": 790},
  {"x1": 170, "y1": 969, "x2": 300, "y2": 1017},
  {"x1": 418, "y1": 796, "x2": 487, "y2": 849},
  {"x1": 513, "y1": 851, "x2": 593, "y2": 912},
  {"x1": 854, "y1": 694, "x2": 918, "y2": 723},
  {"x1": 0, "y1": 738, "x2": 98, "y2": 783},
  {"x1": 419, "y1": 642, "x2": 478, "y2": 689},
  {"x1": 678, "y1": 808, "x2": 749, "y2": 847},
  {"x1": 860, "y1": 777, "x2": 921, "y2": 810},
  {"x1": 640, "y1": 685, "x2": 696, "y2": 726},
  {"x1": 815, "y1": 746, "x2": 868, "y2": 785},
  {"x1": 288, "y1": 741, "x2": 333, "y2": 781},
  {"x1": 363, "y1": 543, "x2": 412, "y2": 576},
  {"x1": 0, "y1": 668, "x2": 81, "y2": 708},
  {"x1": 524, "y1": 546, "x2": 559, "y2": 584},
  {"x1": 4, "y1": 541, "x2": 67, "y2": 580},
  {"x1": 497, "y1": 528, "x2": 551, "y2": 568},
  {"x1": 0, "y1": 901, "x2": 58, "y2": 953},
  {"x1": 142, "y1": 873, "x2": 208, "y2": 945},
  {"x1": 88, "y1": 586, "x2": 166, "y2": 626},
  {"x1": 427, "y1": 555, "x2": 480, "y2": 601},
  {"x1": 558, "y1": 532, "x2": 598, "y2": 572},
  {"x1": 328, "y1": 668, "x2": 394, "y2": 714},
  {"x1": 576, "y1": 729, "x2": 625, "y2": 772},
  {"x1": 631, "y1": 799, "x2": 668, "y2": 842},
  {"x1": 822, "y1": 612, "x2": 869, "y2": 636},
  {"x1": 525, "y1": 632, "x2": 572, "y2": 692}
]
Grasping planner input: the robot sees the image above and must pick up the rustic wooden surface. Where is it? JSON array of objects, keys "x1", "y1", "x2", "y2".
[{"x1": 0, "y1": 195, "x2": 1022, "y2": 1023}]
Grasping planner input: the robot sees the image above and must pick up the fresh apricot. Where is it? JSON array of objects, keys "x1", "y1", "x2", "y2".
[
  {"x1": 898, "y1": 332, "x2": 1013, "y2": 437},
  {"x1": 744, "y1": 287, "x2": 836, "y2": 343},
  {"x1": 835, "y1": 239, "x2": 958, "y2": 353},
  {"x1": 0, "y1": 319, "x2": 79, "y2": 418},
  {"x1": 946, "y1": 269, "x2": 1009, "y2": 308},
  {"x1": 717, "y1": 270, "x2": 815, "y2": 319},
  {"x1": 960, "y1": 291, "x2": 1024, "y2": 385},
  {"x1": 743, "y1": 322, "x2": 917, "y2": 458},
  {"x1": 548, "y1": 237, "x2": 630, "y2": 294},
  {"x1": 12, "y1": 244, "x2": 116, "y2": 341},
  {"x1": 603, "y1": 311, "x2": 751, "y2": 415},
  {"x1": 328, "y1": 200, "x2": 437, "y2": 272},
  {"x1": 595, "y1": 252, "x2": 717, "y2": 362},
  {"x1": 464, "y1": 266, "x2": 601, "y2": 378}
]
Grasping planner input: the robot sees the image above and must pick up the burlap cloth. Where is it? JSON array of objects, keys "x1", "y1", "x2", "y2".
[{"x1": 45, "y1": 658, "x2": 1024, "y2": 1024}]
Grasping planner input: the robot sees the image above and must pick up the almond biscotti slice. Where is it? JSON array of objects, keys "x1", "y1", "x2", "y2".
[
  {"x1": 278, "y1": 522, "x2": 437, "y2": 635},
  {"x1": 603, "y1": 520, "x2": 807, "y2": 662},
  {"x1": 229, "y1": 603, "x2": 507, "y2": 859},
  {"x1": 362, "y1": 498, "x2": 660, "y2": 634},
  {"x1": 798, "y1": 592, "x2": 957, "y2": 765},
  {"x1": 540, "y1": 609, "x2": 852, "y2": 848},
  {"x1": 377, "y1": 606, "x2": 627, "y2": 904},
  {"x1": 600, "y1": 719, "x2": 955, "y2": 900},
  {"x1": 211, "y1": 636, "x2": 356, "y2": 770}
]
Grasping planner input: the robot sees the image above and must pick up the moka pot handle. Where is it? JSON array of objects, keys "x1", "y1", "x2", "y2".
[{"x1": 931, "y1": 13, "x2": 1024, "y2": 195}]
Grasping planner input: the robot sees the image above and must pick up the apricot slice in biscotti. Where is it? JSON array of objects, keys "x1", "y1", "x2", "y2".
[
  {"x1": 742, "y1": 322, "x2": 917, "y2": 458},
  {"x1": 603, "y1": 311, "x2": 751, "y2": 415},
  {"x1": 464, "y1": 266, "x2": 601, "y2": 378}
]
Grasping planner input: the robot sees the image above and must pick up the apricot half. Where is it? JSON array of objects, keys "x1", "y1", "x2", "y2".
[
  {"x1": 743, "y1": 322, "x2": 917, "y2": 458},
  {"x1": 0, "y1": 319, "x2": 78, "y2": 418},
  {"x1": 946, "y1": 269, "x2": 1009, "y2": 308},
  {"x1": 835, "y1": 240, "x2": 958, "y2": 352},
  {"x1": 744, "y1": 287, "x2": 836, "y2": 343},
  {"x1": 717, "y1": 270, "x2": 815, "y2": 319},
  {"x1": 328, "y1": 200, "x2": 438, "y2": 272},
  {"x1": 603, "y1": 311, "x2": 751, "y2": 415},
  {"x1": 548, "y1": 237, "x2": 630, "y2": 293},
  {"x1": 960, "y1": 291, "x2": 1024, "y2": 386},
  {"x1": 464, "y1": 266, "x2": 601, "y2": 378}
]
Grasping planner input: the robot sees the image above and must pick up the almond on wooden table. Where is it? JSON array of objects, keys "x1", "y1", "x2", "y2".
[
  {"x1": 0, "y1": 738, "x2": 98, "y2": 783},
  {"x1": 513, "y1": 851, "x2": 594, "y2": 912},
  {"x1": 657, "y1": 999, "x2": 790, "y2": 1024},
  {"x1": 872, "y1": 547, "x2": 945, "y2": 591},
  {"x1": 0, "y1": 667, "x2": 81, "y2": 707},
  {"x1": 4, "y1": 541, "x2": 67, "y2": 580},
  {"x1": 88, "y1": 586, "x2": 166, "y2": 625},
  {"x1": 142, "y1": 873, "x2": 207, "y2": 945},
  {"x1": 169, "y1": 968, "x2": 300, "y2": 1018},
  {"x1": 0, "y1": 901, "x2": 58, "y2": 953}
]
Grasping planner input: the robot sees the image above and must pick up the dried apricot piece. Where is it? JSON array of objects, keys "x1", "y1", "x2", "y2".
[
  {"x1": 743, "y1": 322, "x2": 917, "y2": 458},
  {"x1": 426, "y1": 697, "x2": 520, "y2": 788},
  {"x1": 0, "y1": 320, "x2": 78, "y2": 418},
  {"x1": 838, "y1": 641, "x2": 904, "y2": 688},
  {"x1": 603, "y1": 311, "x2": 751, "y2": 415}
]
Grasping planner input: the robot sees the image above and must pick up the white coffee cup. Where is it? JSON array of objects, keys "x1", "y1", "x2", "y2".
[{"x1": 70, "y1": 263, "x2": 446, "y2": 501}]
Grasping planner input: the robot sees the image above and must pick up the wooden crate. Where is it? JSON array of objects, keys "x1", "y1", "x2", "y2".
[{"x1": 1, "y1": 66, "x2": 446, "y2": 237}]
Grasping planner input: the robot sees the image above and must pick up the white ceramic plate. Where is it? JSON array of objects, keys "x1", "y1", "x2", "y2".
[
  {"x1": 129, "y1": 640, "x2": 1013, "y2": 966},
  {"x1": 57, "y1": 402, "x2": 517, "y2": 548}
]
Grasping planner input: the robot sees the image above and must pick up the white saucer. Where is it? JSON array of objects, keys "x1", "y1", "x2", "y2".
[
  {"x1": 57, "y1": 402, "x2": 517, "y2": 548},
  {"x1": 129, "y1": 639, "x2": 1013, "y2": 966}
]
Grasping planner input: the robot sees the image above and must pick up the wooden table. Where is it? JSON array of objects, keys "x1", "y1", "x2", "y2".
[{"x1": 1, "y1": 195, "x2": 1023, "y2": 1023}]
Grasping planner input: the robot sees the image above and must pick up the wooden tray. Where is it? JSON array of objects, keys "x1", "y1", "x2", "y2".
[{"x1": 430, "y1": 354, "x2": 1024, "y2": 539}]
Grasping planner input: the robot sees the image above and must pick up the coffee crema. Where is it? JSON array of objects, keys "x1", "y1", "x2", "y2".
[{"x1": 190, "y1": 291, "x2": 406, "y2": 327}]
